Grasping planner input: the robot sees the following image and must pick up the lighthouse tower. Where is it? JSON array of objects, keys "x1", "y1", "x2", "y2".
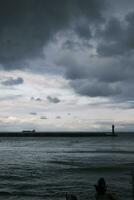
[{"x1": 112, "y1": 124, "x2": 115, "y2": 135}]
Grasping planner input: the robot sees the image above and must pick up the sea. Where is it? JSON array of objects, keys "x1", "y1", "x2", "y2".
[{"x1": 0, "y1": 133, "x2": 134, "y2": 200}]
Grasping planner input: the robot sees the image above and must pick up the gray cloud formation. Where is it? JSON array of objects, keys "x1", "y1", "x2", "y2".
[
  {"x1": 97, "y1": 12, "x2": 134, "y2": 57},
  {"x1": 47, "y1": 96, "x2": 61, "y2": 104},
  {"x1": 52, "y1": 5, "x2": 134, "y2": 100},
  {"x1": 74, "y1": 20, "x2": 92, "y2": 40},
  {"x1": 66, "y1": 54, "x2": 134, "y2": 100},
  {"x1": 1, "y1": 0, "x2": 134, "y2": 103},
  {"x1": 70, "y1": 79, "x2": 121, "y2": 97},
  {"x1": 1, "y1": 77, "x2": 24, "y2": 86},
  {"x1": 31, "y1": 97, "x2": 42, "y2": 102},
  {"x1": 0, "y1": 0, "x2": 106, "y2": 69},
  {"x1": 30, "y1": 112, "x2": 37, "y2": 115},
  {"x1": 56, "y1": 116, "x2": 61, "y2": 119},
  {"x1": 40, "y1": 116, "x2": 47, "y2": 120},
  {"x1": 0, "y1": 95, "x2": 22, "y2": 101}
]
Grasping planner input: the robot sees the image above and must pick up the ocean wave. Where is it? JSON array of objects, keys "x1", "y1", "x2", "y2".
[
  {"x1": 46, "y1": 150, "x2": 134, "y2": 154},
  {"x1": 49, "y1": 160, "x2": 134, "y2": 171},
  {"x1": 0, "y1": 190, "x2": 53, "y2": 198}
]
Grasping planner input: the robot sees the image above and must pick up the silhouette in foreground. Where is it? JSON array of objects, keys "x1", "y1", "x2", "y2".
[
  {"x1": 95, "y1": 178, "x2": 116, "y2": 200},
  {"x1": 65, "y1": 178, "x2": 116, "y2": 200}
]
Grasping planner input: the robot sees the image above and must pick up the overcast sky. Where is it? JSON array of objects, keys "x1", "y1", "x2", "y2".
[{"x1": 1, "y1": 0, "x2": 134, "y2": 131}]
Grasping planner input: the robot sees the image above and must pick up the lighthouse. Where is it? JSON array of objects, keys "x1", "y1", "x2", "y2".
[{"x1": 112, "y1": 124, "x2": 115, "y2": 135}]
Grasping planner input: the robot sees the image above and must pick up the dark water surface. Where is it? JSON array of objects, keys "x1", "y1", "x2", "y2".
[{"x1": 0, "y1": 133, "x2": 134, "y2": 200}]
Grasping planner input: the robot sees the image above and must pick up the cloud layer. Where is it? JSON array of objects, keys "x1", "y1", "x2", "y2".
[
  {"x1": 2, "y1": 0, "x2": 134, "y2": 100},
  {"x1": 47, "y1": 96, "x2": 61, "y2": 104},
  {"x1": 0, "y1": 0, "x2": 105, "y2": 69},
  {"x1": 1, "y1": 77, "x2": 24, "y2": 86},
  {"x1": 1, "y1": 1, "x2": 134, "y2": 131}
]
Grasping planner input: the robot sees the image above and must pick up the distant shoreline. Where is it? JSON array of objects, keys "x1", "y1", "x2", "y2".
[{"x1": 0, "y1": 131, "x2": 118, "y2": 137}]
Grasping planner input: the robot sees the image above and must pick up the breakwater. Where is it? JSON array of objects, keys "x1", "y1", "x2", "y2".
[{"x1": 0, "y1": 131, "x2": 117, "y2": 137}]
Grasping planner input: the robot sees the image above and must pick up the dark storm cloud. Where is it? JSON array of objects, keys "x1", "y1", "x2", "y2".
[
  {"x1": 97, "y1": 18, "x2": 122, "y2": 42},
  {"x1": 62, "y1": 39, "x2": 93, "y2": 51},
  {"x1": 62, "y1": 40, "x2": 81, "y2": 50},
  {"x1": 106, "y1": 0, "x2": 134, "y2": 18},
  {"x1": 56, "y1": 53, "x2": 89, "y2": 80},
  {"x1": 97, "y1": 11, "x2": 134, "y2": 57},
  {"x1": 2, "y1": 0, "x2": 134, "y2": 102},
  {"x1": 47, "y1": 96, "x2": 61, "y2": 104},
  {"x1": 53, "y1": 6, "x2": 134, "y2": 99},
  {"x1": 58, "y1": 48, "x2": 132, "y2": 82},
  {"x1": 67, "y1": 60, "x2": 134, "y2": 99},
  {"x1": 1, "y1": 77, "x2": 24, "y2": 86},
  {"x1": 65, "y1": 64, "x2": 87, "y2": 80},
  {"x1": 70, "y1": 79, "x2": 121, "y2": 97},
  {"x1": 0, "y1": 0, "x2": 106, "y2": 69},
  {"x1": 55, "y1": 35, "x2": 134, "y2": 99},
  {"x1": 74, "y1": 21, "x2": 92, "y2": 40}
]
